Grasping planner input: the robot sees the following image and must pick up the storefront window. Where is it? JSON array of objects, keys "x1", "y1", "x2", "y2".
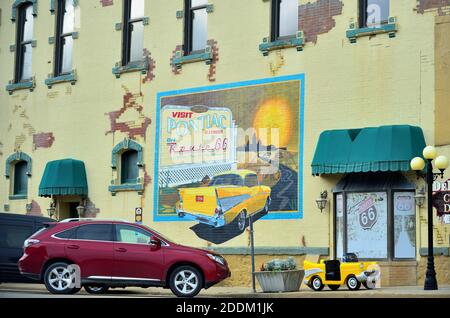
[
  {"x1": 394, "y1": 192, "x2": 416, "y2": 259},
  {"x1": 335, "y1": 194, "x2": 344, "y2": 260},
  {"x1": 346, "y1": 192, "x2": 388, "y2": 259}
]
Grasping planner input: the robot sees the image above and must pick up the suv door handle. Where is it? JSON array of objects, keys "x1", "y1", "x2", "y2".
[
  {"x1": 115, "y1": 247, "x2": 127, "y2": 253},
  {"x1": 67, "y1": 245, "x2": 80, "y2": 250}
]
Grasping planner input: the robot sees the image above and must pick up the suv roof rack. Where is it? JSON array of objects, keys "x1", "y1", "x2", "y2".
[{"x1": 59, "y1": 218, "x2": 130, "y2": 223}]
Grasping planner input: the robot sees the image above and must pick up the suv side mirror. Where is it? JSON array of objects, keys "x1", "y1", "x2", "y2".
[{"x1": 149, "y1": 236, "x2": 161, "y2": 251}]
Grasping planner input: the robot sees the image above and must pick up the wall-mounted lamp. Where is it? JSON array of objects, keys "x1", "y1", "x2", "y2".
[
  {"x1": 315, "y1": 190, "x2": 328, "y2": 212},
  {"x1": 414, "y1": 186, "x2": 426, "y2": 208},
  {"x1": 47, "y1": 201, "x2": 56, "y2": 218},
  {"x1": 76, "y1": 201, "x2": 86, "y2": 218}
]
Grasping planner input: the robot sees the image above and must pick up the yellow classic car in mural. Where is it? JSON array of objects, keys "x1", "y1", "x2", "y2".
[
  {"x1": 304, "y1": 253, "x2": 380, "y2": 291},
  {"x1": 177, "y1": 170, "x2": 271, "y2": 232}
]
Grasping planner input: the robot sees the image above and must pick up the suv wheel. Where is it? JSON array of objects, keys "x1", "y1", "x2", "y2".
[
  {"x1": 44, "y1": 262, "x2": 80, "y2": 295},
  {"x1": 84, "y1": 285, "x2": 109, "y2": 294},
  {"x1": 169, "y1": 266, "x2": 203, "y2": 297}
]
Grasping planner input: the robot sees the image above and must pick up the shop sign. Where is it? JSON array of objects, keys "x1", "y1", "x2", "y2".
[
  {"x1": 432, "y1": 179, "x2": 450, "y2": 217},
  {"x1": 135, "y1": 207, "x2": 143, "y2": 223},
  {"x1": 357, "y1": 197, "x2": 378, "y2": 230}
]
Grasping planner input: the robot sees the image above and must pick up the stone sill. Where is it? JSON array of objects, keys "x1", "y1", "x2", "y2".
[
  {"x1": 346, "y1": 18, "x2": 398, "y2": 44},
  {"x1": 109, "y1": 183, "x2": 144, "y2": 196},
  {"x1": 9, "y1": 194, "x2": 28, "y2": 200},
  {"x1": 259, "y1": 32, "x2": 304, "y2": 56},
  {"x1": 172, "y1": 48, "x2": 212, "y2": 69},
  {"x1": 45, "y1": 72, "x2": 77, "y2": 88},
  {"x1": 6, "y1": 79, "x2": 36, "y2": 95},
  {"x1": 112, "y1": 60, "x2": 148, "y2": 78}
]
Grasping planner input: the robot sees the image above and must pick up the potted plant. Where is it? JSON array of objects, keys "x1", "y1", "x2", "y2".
[{"x1": 254, "y1": 257, "x2": 304, "y2": 292}]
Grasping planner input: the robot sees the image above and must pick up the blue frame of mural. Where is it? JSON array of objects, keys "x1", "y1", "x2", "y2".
[{"x1": 153, "y1": 74, "x2": 305, "y2": 222}]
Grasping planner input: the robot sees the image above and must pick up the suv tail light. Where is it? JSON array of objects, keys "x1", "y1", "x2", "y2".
[{"x1": 23, "y1": 239, "x2": 40, "y2": 249}]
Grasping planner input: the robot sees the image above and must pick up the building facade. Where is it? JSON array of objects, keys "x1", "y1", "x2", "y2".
[{"x1": 1, "y1": 0, "x2": 450, "y2": 287}]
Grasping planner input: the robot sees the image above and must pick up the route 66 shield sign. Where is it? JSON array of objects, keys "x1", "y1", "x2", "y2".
[{"x1": 359, "y1": 206, "x2": 378, "y2": 229}]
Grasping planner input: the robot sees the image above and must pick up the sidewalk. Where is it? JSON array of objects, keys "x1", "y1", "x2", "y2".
[{"x1": 1, "y1": 283, "x2": 450, "y2": 298}]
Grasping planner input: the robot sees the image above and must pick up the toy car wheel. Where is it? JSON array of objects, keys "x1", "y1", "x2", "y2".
[
  {"x1": 363, "y1": 278, "x2": 376, "y2": 289},
  {"x1": 328, "y1": 284, "x2": 340, "y2": 291},
  {"x1": 237, "y1": 210, "x2": 247, "y2": 232},
  {"x1": 310, "y1": 276, "x2": 324, "y2": 291},
  {"x1": 346, "y1": 275, "x2": 361, "y2": 291}
]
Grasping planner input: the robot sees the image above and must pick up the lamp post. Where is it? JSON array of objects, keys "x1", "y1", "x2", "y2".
[{"x1": 410, "y1": 146, "x2": 449, "y2": 291}]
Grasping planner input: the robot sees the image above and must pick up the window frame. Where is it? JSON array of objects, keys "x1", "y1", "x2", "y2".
[
  {"x1": 54, "y1": 0, "x2": 75, "y2": 77},
  {"x1": 120, "y1": 149, "x2": 139, "y2": 185},
  {"x1": 270, "y1": 0, "x2": 297, "y2": 42},
  {"x1": 334, "y1": 189, "x2": 416, "y2": 261},
  {"x1": 122, "y1": 0, "x2": 145, "y2": 66},
  {"x1": 13, "y1": 160, "x2": 28, "y2": 196},
  {"x1": 183, "y1": 0, "x2": 208, "y2": 55},
  {"x1": 14, "y1": 2, "x2": 34, "y2": 83}
]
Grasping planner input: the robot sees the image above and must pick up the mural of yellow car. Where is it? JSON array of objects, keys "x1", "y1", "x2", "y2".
[
  {"x1": 177, "y1": 170, "x2": 271, "y2": 232},
  {"x1": 303, "y1": 253, "x2": 379, "y2": 291}
]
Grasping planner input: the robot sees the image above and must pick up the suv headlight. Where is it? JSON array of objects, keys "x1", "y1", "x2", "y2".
[{"x1": 207, "y1": 253, "x2": 225, "y2": 266}]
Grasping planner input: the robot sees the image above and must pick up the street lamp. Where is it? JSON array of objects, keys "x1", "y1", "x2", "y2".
[{"x1": 410, "y1": 145, "x2": 449, "y2": 291}]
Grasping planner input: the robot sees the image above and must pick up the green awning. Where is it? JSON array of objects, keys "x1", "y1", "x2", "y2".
[
  {"x1": 311, "y1": 125, "x2": 426, "y2": 175},
  {"x1": 39, "y1": 159, "x2": 88, "y2": 197}
]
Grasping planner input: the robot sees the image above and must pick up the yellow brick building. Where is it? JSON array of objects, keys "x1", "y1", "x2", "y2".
[{"x1": 0, "y1": 0, "x2": 449, "y2": 287}]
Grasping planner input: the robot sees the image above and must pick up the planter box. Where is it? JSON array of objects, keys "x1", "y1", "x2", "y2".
[{"x1": 255, "y1": 270, "x2": 304, "y2": 292}]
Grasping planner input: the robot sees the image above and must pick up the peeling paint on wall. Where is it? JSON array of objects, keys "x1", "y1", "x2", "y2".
[
  {"x1": 105, "y1": 87, "x2": 152, "y2": 140},
  {"x1": 207, "y1": 39, "x2": 219, "y2": 82},
  {"x1": 269, "y1": 50, "x2": 285, "y2": 75},
  {"x1": 417, "y1": 0, "x2": 450, "y2": 15},
  {"x1": 27, "y1": 200, "x2": 43, "y2": 216},
  {"x1": 298, "y1": 0, "x2": 344, "y2": 44},
  {"x1": 100, "y1": 0, "x2": 114, "y2": 7},
  {"x1": 84, "y1": 199, "x2": 100, "y2": 218},
  {"x1": 142, "y1": 48, "x2": 156, "y2": 84},
  {"x1": 170, "y1": 45, "x2": 183, "y2": 75},
  {"x1": 33, "y1": 132, "x2": 55, "y2": 150}
]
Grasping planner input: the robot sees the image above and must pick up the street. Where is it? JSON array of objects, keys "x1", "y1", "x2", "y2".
[{"x1": 1, "y1": 283, "x2": 450, "y2": 298}]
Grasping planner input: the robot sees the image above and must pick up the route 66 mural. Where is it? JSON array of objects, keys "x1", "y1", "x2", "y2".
[
  {"x1": 356, "y1": 197, "x2": 378, "y2": 230},
  {"x1": 153, "y1": 75, "x2": 304, "y2": 244}
]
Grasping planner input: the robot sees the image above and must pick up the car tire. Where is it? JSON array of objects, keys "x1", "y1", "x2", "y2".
[
  {"x1": 362, "y1": 279, "x2": 376, "y2": 289},
  {"x1": 84, "y1": 285, "x2": 110, "y2": 294},
  {"x1": 236, "y1": 210, "x2": 247, "y2": 232},
  {"x1": 346, "y1": 275, "x2": 361, "y2": 291},
  {"x1": 328, "y1": 284, "x2": 340, "y2": 291},
  {"x1": 310, "y1": 276, "x2": 324, "y2": 291},
  {"x1": 261, "y1": 198, "x2": 270, "y2": 216},
  {"x1": 169, "y1": 265, "x2": 203, "y2": 298},
  {"x1": 43, "y1": 262, "x2": 80, "y2": 295}
]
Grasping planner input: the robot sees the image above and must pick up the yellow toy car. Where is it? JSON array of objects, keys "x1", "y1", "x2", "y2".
[
  {"x1": 303, "y1": 253, "x2": 379, "y2": 291},
  {"x1": 177, "y1": 170, "x2": 271, "y2": 232}
]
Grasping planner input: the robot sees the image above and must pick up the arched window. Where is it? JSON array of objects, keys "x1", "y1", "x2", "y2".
[
  {"x1": 13, "y1": 161, "x2": 28, "y2": 195},
  {"x1": 121, "y1": 150, "x2": 138, "y2": 184}
]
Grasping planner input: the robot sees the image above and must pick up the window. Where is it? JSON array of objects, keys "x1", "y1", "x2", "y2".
[
  {"x1": 271, "y1": 0, "x2": 298, "y2": 41},
  {"x1": 115, "y1": 224, "x2": 151, "y2": 244},
  {"x1": 0, "y1": 224, "x2": 34, "y2": 249},
  {"x1": 74, "y1": 224, "x2": 114, "y2": 241},
  {"x1": 54, "y1": 228, "x2": 76, "y2": 239},
  {"x1": 122, "y1": 0, "x2": 145, "y2": 65},
  {"x1": 14, "y1": 3, "x2": 34, "y2": 82},
  {"x1": 244, "y1": 174, "x2": 259, "y2": 187},
  {"x1": 210, "y1": 174, "x2": 243, "y2": 186},
  {"x1": 13, "y1": 161, "x2": 28, "y2": 196},
  {"x1": 359, "y1": 0, "x2": 389, "y2": 28},
  {"x1": 121, "y1": 150, "x2": 138, "y2": 184},
  {"x1": 393, "y1": 192, "x2": 416, "y2": 259},
  {"x1": 184, "y1": 0, "x2": 208, "y2": 54},
  {"x1": 54, "y1": 0, "x2": 75, "y2": 76}
]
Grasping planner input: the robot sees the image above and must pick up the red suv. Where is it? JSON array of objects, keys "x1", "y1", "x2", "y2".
[{"x1": 18, "y1": 219, "x2": 230, "y2": 297}]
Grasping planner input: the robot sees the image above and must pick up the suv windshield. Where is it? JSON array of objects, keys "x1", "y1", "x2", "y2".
[{"x1": 209, "y1": 174, "x2": 243, "y2": 186}]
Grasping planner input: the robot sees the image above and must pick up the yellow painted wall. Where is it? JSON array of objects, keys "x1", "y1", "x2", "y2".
[{"x1": 0, "y1": 0, "x2": 449, "y2": 275}]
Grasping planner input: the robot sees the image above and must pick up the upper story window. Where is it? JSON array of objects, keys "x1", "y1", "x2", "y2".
[
  {"x1": 122, "y1": 0, "x2": 145, "y2": 65},
  {"x1": 15, "y1": 3, "x2": 34, "y2": 82},
  {"x1": 121, "y1": 150, "x2": 138, "y2": 184},
  {"x1": 271, "y1": 0, "x2": 298, "y2": 41},
  {"x1": 54, "y1": 0, "x2": 75, "y2": 76},
  {"x1": 184, "y1": 0, "x2": 208, "y2": 54},
  {"x1": 13, "y1": 161, "x2": 28, "y2": 196},
  {"x1": 359, "y1": 0, "x2": 390, "y2": 28}
]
